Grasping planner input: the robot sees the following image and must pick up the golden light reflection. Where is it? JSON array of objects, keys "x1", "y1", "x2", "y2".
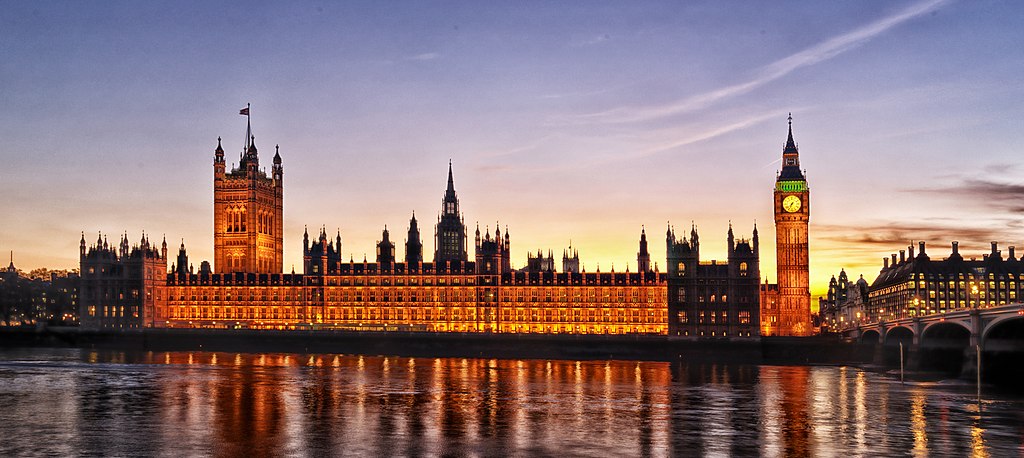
[
  {"x1": 854, "y1": 370, "x2": 866, "y2": 451},
  {"x1": 910, "y1": 390, "x2": 928, "y2": 457},
  {"x1": 971, "y1": 418, "x2": 989, "y2": 458},
  {"x1": 11, "y1": 351, "x2": 1024, "y2": 456}
]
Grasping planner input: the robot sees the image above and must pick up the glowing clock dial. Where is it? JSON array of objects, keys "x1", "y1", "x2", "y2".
[{"x1": 782, "y1": 195, "x2": 802, "y2": 213}]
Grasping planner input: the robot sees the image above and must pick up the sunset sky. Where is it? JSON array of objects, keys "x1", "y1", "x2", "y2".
[{"x1": 2, "y1": 0, "x2": 1023, "y2": 298}]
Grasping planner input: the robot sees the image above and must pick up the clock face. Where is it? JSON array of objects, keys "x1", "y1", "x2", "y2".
[{"x1": 782, "y1": 195, "x2": 802, "y2": 213}]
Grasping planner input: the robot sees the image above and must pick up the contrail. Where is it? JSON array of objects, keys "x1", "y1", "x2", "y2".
[{"x1": 579, "y1": 0, "x2": 950, "y2": 124}]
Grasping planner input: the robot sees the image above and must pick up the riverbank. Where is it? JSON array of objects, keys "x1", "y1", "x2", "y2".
[{"x1": 0, "y1": 326, "x2": 873, "y2": 366}]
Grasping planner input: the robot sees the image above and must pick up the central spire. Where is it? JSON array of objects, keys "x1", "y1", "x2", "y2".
[
  {"x1": 443, "y1": 160, "x2": 458, "y2": 211},
  {"x1": 778, "y1": 113, "x2": 804, "y2": 181},
  {"x1": 446, "y1": 160, "x2": 455, "y2": 195},
  {"x1": 784, "y1": 112, "x2": 798, "y2": 154}
]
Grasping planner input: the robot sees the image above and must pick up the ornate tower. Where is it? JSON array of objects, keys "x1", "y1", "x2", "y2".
[
  {"x1": 405, "y1": 212, "x2": 423, "y2": 265},
  {"x1": 213, "y1": 110, "x2": 284, "y2": 274},
  {"x1": 434, "y1": 161, "x2": 468, "y2": 266},
  {"x1": 773, "y1": 114, "x2": 811, "y2": 336},
  {"x1": 637, "y1": 226, "x2": 651, "y2": 273},
  {"x1": 376, "y1": 226, "x2": 396, "y2": 265}
]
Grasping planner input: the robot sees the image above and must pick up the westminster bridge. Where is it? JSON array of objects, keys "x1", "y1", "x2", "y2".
[{"x1": 842, "y1": 303, "x2": 1024, "y2": 381}]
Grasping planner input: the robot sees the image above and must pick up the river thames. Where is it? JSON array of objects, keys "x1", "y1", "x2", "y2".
[{"x1": 0, "y1": 348, "x2": 1020, "y2": 456}]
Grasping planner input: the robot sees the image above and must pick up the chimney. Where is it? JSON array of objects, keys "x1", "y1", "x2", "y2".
[
  {"x1": 952, "y1": 241, "x2": 959, "y2": 256},
  {"x1": 1010, "y1": 246, "x2": 1016, "y2": 260},
  {"x1": 992, "y1": 241, "x2": 1000, "y2": 259},
  {"x1": 900, "y1": 250, "x2": 906, "y2": 263},
  {"x1": 909, "y1": 244, "x2": 915, "y2": 259},
  {"x1": 892, "y1": 253, "x2": 898, "y2": 266},
  {"x1": 884, "y1": 257, "x2": 889, "y2": 269},
  {"x1": 919, "y1": 241, "x2": 926, "y2": 257}
]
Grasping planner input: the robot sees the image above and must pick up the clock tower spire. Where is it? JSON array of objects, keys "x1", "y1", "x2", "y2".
[{"x1": 771, "y1": 113, "x2": 811, "y2": 336}]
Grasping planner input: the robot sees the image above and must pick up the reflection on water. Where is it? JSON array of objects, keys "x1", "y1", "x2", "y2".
[{"x1": 0, "y1": 348, "x2": 1021, "y2": 456}]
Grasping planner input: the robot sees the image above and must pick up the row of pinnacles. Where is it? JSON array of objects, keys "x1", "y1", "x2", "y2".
[{"x1": 79, "y1": 232, "x2": 167, "y2": 329}]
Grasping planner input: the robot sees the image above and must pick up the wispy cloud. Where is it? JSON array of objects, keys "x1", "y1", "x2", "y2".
[
  {"x1": 570, "y1": 34, "x2": 611, "y2": 48},
  {"x1": 816, "y1": 221, "x2": 1021, "y2": 254},
  {"x1": 407, "y1": 52, "x2": 439, "y2": 61},
  {"x1": 576, "y1": 0, "x2": 950, "y2": 124},
  {"x1": 624, "y1": 110, "x2": 782, "y2": 159},
  {"x1": 908, "y1": 175, "x2": 1024, "y2": 214}
]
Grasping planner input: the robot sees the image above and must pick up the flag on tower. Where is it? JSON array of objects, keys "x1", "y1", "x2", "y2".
[{"x1": 239, "y1": 107, "x2": 250, "y2": 116}]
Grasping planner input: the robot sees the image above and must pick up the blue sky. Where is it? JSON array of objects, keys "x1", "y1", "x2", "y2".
[{"x1": 2, "y1": 0, "x2": 1023, "y2": 296}]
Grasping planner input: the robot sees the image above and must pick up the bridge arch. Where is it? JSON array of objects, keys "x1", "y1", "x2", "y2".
[
  {"x1": 884, "y1": 326, "x2": 914, "y2": 345},
  {"x1": 860, "y1": 329, "x2": 880, "y2": 344},
  {"x1": 982, "y1": 314, "x2": 1024, "y2": 342},
  {"x1": 921, "y1": 319, "x2": 971, "y2": 339},
  {"x1": 980, "y1": 315, "x2": 1024, "y2": 386},
  {"x1": 918, "y1": 321, "x2": 972, "y2": 374}
]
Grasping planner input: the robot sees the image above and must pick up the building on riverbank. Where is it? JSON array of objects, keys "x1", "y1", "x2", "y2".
[
  {"x1": 79, "y1": 113, "x2": 810, "y2": 337},
  {"x1": 865, "y1": 241, "x2": 1024, "y2": 323}
]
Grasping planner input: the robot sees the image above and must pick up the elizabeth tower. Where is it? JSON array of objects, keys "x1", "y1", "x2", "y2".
[
  {"x1": 213, "y1": 112, "x2": 284, "y2": 274},
  {"x1": 773, "y1": 115, "x2": 811, "y2": 336}
]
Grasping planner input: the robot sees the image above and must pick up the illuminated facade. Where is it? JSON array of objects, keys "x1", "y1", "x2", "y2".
[
  {"x1": 80, "y1": 117, "x2": 668, "y2": 333},
  {"x1": 666, "y1": 223, "x2": 761, "y2": 338},
  {"x1": 865, "y1": 241, "x2": 1024, "y2": 324},
  {"x1": 79, "y1": 112, "x2": 822, "y2": 337},
  {"x1": 213, "y1": 115, "x2": 284, "y2": 274},
  {"x1": 762, "y1": 115, "x2": 812, "y2": 336}
]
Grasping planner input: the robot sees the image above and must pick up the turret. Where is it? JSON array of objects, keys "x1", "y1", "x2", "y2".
[
  {"x1": 336, "y1": 230, "x2": 342, "y2": 257},
  {"x1": 405, "y1": 212, "x2": 423, "y2": 264},
  {"x1": 752, "y1": 222, "x2": 759, "y2": 255},
  {"x1": 214, "y1": 137, "x2": 225, "y2": 178},
  {"x1": 303, "y1": 226, "x2": 310, "y2": 255},
  {"x1": 637, "y1": 226, "x2": 651, "y2": 273},
  {"x1": 727, "y1": 222, "x2": 735, "y2": 257},
  {"x1": 376, "y1": 225, "x2": 395, "y2": 265},
  {"x1": 176, "y1": 240, "x2": 189, "y2": 276},
  {"x1": 273, "y1": 144, "x2": 283, "y2": 183}
]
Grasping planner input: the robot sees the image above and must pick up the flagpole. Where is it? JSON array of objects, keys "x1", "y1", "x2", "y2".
[{"x1": 245, "y1": 103, "x2": 251, "y2": 152}]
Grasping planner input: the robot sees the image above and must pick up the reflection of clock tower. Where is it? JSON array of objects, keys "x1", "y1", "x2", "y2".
[{"x1": 773, "y1": 114, "x2": 811, "y2": 336}]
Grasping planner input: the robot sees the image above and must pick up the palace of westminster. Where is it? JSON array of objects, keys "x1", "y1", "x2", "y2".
[{"x1": 79, "y1": 114, "x2": 813, "y2": 338}]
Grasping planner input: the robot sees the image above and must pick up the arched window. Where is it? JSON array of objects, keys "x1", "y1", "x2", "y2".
[{"x1": 739, "y1": 262, "x2": 748, "y2": 276}]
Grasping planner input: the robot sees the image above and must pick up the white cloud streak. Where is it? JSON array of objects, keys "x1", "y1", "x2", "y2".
[
  {"x1": 578, "y1": 0, "x2": 950, "y2": 124},
  {"x1": 408, "y1": 52, "x2": 439, "y2": 61}
]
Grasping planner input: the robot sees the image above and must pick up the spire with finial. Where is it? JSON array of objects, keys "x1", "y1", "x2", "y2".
[
  {"x1": 447, "y1": 159, "x2": 455, "y2": 193},
  {"x1": 778, "y1": 112, "x2": 804, "y2": 180},
  {"x1": 785, "y1": 112, "x2": 796, "y2": 152}
]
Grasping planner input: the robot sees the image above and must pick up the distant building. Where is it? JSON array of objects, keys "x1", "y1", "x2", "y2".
[
  {"x1": 562, "y1": 245, "x2": 580, "y2": 273},
  {"x1": 866, "y1": 241, "x2": 1024, "y2": 323},
  {"x1": 0, "y1": 253, "x2": 80, "y2": 326},
  {"x1": 819, "y1": 269, "x2": 869, "y2": 332},
  {"x1": 525, "y1": 249, "x2": 556, "y2": 272}
]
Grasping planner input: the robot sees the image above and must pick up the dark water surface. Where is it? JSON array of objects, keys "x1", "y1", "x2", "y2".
[{"x1": 0, "y1": 348, "x2": 1021, "y2": 457}]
